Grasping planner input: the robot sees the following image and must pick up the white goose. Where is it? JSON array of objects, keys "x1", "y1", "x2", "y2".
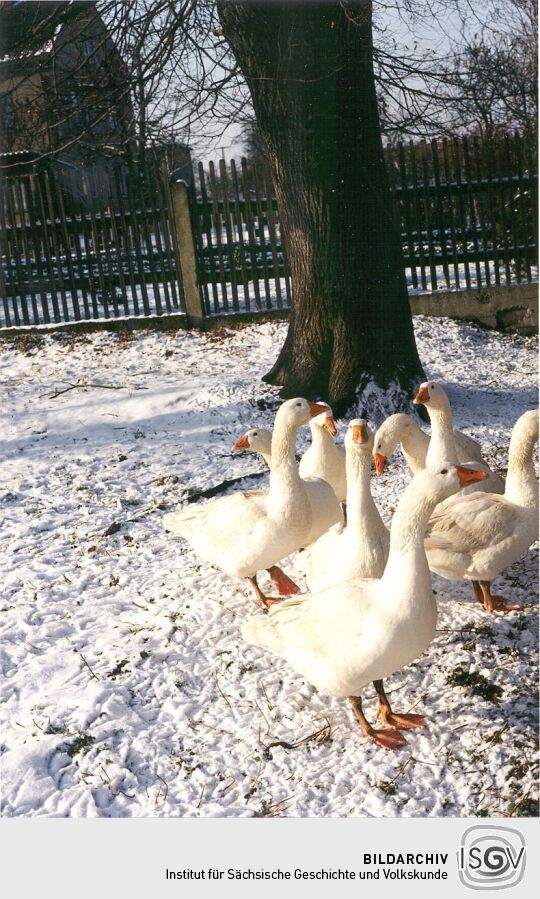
[
  {"x1": 301, "y1": 419, "x2": 389, "y2": 592},
  {"x1": 231, "y1": 424, "x2": 347, "y2": 556},
  {"x1": 373, "y1": 412, "x2": 484, "y2": 477},
  {"x1": 232, "y1": 428, "x2": 272, "y2": 468},
  {"x1": 413, "y1": 381, "x2": 505, "y2": 494},
  {"x1": 242, "y1": 464, "x2": 488, "y2": 750},
  {"x1": 164, "y1": 399, "x2": 343, "y2": 607},
  {"x1": 231, "y1": 427, "x2": 295, "y2": 596},
  {"x1": 424, "y1": 409, "x2": 539, "y2": 612},
  {"x1": 298, "y1": 404, "x2": 346, "y2": 503}
]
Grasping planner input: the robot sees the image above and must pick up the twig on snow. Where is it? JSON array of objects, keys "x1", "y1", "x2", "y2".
[
  {"x1": 262, "y1": 720, "x2": 332, "y2": 759},
  {"x1": 155, "y1": 771, "x2": 169, "y2": 805},
  {"x1": 80, "y1": 653, "x2": 99, "y2": 680},
  {"x1": 260, "y1": 681, "x2": 275, "y2": 712},
  {"x1": 478, "y1": 722, "x2": 510, "y2": 752},
  {"x1": 24, "y1": 639, "x2": 41, "y2": 651},
  {"x1": 253, "y1": 795, "x2": 295, "y2": 817},
  {"x1": 254, "y1": 699, "x2": 272, "y2": 732},
  {"x1": 217, "y1": 776, "x2": 237, "y2": 797},
  {"x1": 378, "y1": 755, "x2": 416, "y2": 791},
  {"x1": 506, "y1": 786, "x2": 533, "y2": 817},
  {"x1": 197, "y1": 783, "x2": 206, "y2": 808},
  {"x1": 188, "y1": 719, "x2": 235, "y2": 738},
  {"x1": 42, "y1": 380, "x2": 148, "y2": 399},
  {"x1": 214, "y1": 675, "x2": 233, "y2": 709}
]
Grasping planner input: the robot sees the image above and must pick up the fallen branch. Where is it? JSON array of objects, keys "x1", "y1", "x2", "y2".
[
  {"x1": 42, "y1": 380, "x2": 148, "y2": 399},
  {"x1": 99, "y1": 503, "x2": 167, "y2": 539},
  {"x1": 186, "y1": 469, "x2": 268, "y2": 503},
  {"x1": 262, "y1": 721, "x2": 332, "y2": 759},
  {"x1": 125, "y1": 502, "x2": 167, "y2": 523}
]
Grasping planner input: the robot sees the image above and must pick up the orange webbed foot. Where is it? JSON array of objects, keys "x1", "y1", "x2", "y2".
[
  {"x1": 370, "y1": 729, "x2": 409, "y2": 751},
  {"x1": 267, "y1": 566, "x2": 300, "y2": 596},
  {"x1": 383, "y1": 713, "x2": 426, "y2": 731},
  {"x1": 484, "y1": 595, "x2": 521, "y2": 613}
]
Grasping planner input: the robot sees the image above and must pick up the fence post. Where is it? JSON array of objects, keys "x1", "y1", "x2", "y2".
[{"x1": 169, "y1": 179, "x2": 205, "y2": 323}]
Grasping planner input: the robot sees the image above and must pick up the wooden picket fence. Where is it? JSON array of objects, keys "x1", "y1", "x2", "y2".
[
  {"x1": 0, "y1": 132, "x2": 537, "y2": 329},
  {"x1": 190, "y1": 132, "x2": 537, "y2": 316},
  {"x1": 189, "y1": 157, "x2": 291, "y2": 316},
  {"x1": 0, "y1": 158, "x2": 185, "y2": 329},
  {"x1": 385, "y1": 132, "x2": 538, "y2": 292}
]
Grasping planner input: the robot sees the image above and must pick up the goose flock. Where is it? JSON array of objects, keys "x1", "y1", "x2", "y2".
[{"x1": 163, "y1": 383, "x2": 539, "y2": 751}]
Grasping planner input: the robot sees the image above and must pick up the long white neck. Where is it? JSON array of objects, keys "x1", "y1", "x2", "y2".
[
  {"x1": 426, "y1": 398, "x2": 459, "y2": 466},
  {"x1": 504, "y1": 423, "x2": 539, "y2": 508},
  {"x1": 382, "y1": 477, "x2": 442, "y2": 586},
  {"x1": 309, "y1": 423, "x2": 336, "y2": 455},
  {"x1": 345, "y1": 449, "x2": 381, "y2": 534},
  {"x1": 269, "y1": 420, "x2": 302, "y2": 501},
  {"x1": 400, "y1": 419, "x2": 429, "y2": 472}
]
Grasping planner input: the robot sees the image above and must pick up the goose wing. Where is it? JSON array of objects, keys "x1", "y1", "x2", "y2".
[
  {"x1": 163, "y1": 489, "x2": 268, "y2": 539},
  {"x1": 454, "y1": 429, "x2": 483, "y2": 462},
  {"x1": 242, "y1": 579, "x2": 377, "y2": 660},
  {"x1": 425, "y1": 492, "x2": 519, "y2": 554}
]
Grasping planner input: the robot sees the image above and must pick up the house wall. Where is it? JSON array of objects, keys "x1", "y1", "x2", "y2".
[
  {"x1": 0, "y1": 72, "x2": 49, "y2": 152},
  {"x1": 46, "y1": 7, "x2": 133, "y2": 154},
  {"x1": 0, "y1": 2, "x2": 133, "y2": 158}
]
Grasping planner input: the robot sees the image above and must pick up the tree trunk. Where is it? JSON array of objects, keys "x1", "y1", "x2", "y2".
[{"x1": 218, "y1": 0, "x2": 425, "y2": 418}]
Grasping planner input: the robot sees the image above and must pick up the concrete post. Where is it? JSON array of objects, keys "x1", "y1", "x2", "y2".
[{"x1": 169, "y1": 180, "x2": 205, "y2": 323}]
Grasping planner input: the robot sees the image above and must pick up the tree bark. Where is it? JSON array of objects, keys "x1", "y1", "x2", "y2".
[{"x1": 218, "y1": 0, "x2": 425, "y2": 418}]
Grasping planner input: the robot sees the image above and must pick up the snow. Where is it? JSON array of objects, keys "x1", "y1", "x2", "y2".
[{"x1": 0, "y1": 316, "x2": 537, "y2": 818}]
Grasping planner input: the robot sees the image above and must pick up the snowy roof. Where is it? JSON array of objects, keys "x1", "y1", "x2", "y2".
[{"x1": 0, "y1": 2, "x2": 92, "y2": 63}]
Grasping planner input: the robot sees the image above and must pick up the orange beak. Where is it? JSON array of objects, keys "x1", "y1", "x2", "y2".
[
  {"x1": 374, "y1": 452, "x2": 387, "y2": 475},
  {"x1": 231, "y1": 434, "x2": 250, "y2": 451},
  {"x1": 324, "y1": 416, "x2": 337, "y2": 436},
  {"x1": 308, "y1": 401, "x2": 331, "y2": 418},
  {"x1": 456, "y1": 465, "x2": 489, "y2": 488},
  {"x1": 414, "y1": 385, "x2": 430, "y2": 405},
  {"x1": 352, "y1": 423, "x2": 368, "y2": 444}
]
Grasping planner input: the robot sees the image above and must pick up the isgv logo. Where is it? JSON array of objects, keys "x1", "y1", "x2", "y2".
[{"x1": 458, "y1": 825, "x2": 526, "y2": 890}]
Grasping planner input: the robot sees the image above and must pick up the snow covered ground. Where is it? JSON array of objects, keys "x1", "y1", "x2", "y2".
[{"x1": 0, "y1": 316, "x2": 538, "y2": 818}]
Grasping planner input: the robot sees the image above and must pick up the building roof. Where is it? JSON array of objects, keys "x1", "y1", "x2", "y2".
[{"x1": 0, "y1": 2, "x2": 94, "y2": 61}]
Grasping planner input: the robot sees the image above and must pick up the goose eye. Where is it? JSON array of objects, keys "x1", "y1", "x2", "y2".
[
  {"x1": 296, "y1": 402, "x2": 302, "y2": 407},
  {"x1": 253, "y1": 431, "x2": 258, "y2": 436},
  {"x1": 441, "y1": 468, "x2": 448, "y2": 474}
]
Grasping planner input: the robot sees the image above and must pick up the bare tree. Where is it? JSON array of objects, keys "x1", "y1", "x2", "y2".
[
  {"x1": 218, "y1": 1, "x2": 425, "y2": 416},
  {"x1": 433, "y1": 0, "x2": 538, "y2": 140}
]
